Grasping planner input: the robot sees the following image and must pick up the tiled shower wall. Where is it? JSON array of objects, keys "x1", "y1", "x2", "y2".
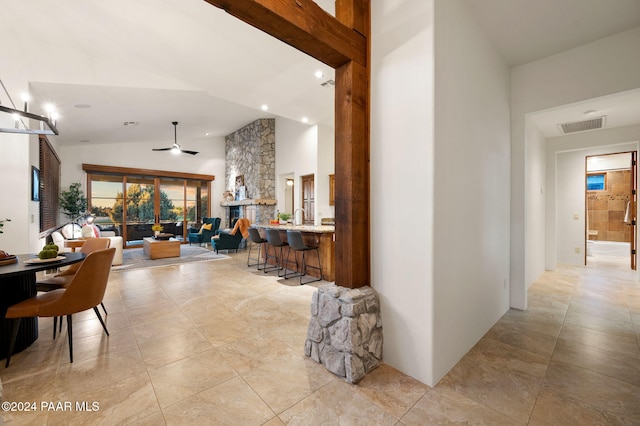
[{"x1": 587, "y1": 169, "x2": 631, "y2": 242}]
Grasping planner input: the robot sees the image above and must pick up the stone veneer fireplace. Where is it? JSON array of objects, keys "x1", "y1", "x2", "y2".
[{"x1": 222, "y1": 118, "x2": 277, "y2": 224}]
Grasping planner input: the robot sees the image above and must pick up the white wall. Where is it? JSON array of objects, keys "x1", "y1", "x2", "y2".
[
  {"x1": 525, "y1": 120, "x2": 547, "y2": 283},
  {"x1": 0, "y1": 117, "x2": 33, "y2": 254},
  {"x1": 316, "y1": 123, "x2": 335, "y2": 223},
  {"x1": 512, "y1": 27, "x2": 640, "y2": 308},
  {"x1": 432, "y1": 0, "x2": 511, "y2": 383},
  {"x1": 371, "y1": 0, "x2": 510, "y2": 387},
  {"x1": 59, "y1": 135, "x2": 227, "y2": 220},
  {"x1": 547, "y1": 124, "x2": 640, "y2": 268},
  {"x1": 275, "y1": 118, "x2": 327, "y2": 221},
  {"x1": 371, "y1": 0, "x2": 435, "y2": 385}
]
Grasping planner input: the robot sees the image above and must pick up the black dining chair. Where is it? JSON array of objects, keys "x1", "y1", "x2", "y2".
[
  {"x1": 247, "y1": 227, "x2": 267, "y2": 270},
  {"x1": 264, "y1": 229, "x2": 290, "y2": 277},
  {"x1": 285, "y1": 230, "x2": 322, "y2": 285}
]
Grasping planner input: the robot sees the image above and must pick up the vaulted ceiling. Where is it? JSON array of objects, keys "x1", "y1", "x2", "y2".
[{"x1": 3, "y1": 0, "x2": 640, "y2": 145}]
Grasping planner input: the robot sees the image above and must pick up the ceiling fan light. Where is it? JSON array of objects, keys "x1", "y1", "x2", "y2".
[{"x1": 151, "y1": 121, "x2": 198, "y2": 155}]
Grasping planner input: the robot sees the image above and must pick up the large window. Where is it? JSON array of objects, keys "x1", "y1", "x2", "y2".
[
  {"x1": 39, "y1": 136, "x2": 61, "y2": 232},
  {"x1": 587, "y1": 173, "x2": 606, "y2": 191},
  {"x1": 84, "y1": 164, "x2": 213, "y2": 247}
]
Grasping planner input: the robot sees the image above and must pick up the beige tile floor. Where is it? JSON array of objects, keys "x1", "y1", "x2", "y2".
[{"x1": 1, "y1": 251, "x2": 639, "y2": 425}]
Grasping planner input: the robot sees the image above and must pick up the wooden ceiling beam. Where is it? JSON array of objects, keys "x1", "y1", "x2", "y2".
[{"x1": 203, "y1": 0, "x2": 366, "y2": 68}]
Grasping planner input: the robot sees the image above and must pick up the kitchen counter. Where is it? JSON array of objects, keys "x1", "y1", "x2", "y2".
[
  {"x1": 253, "y1": 223, "x2": 335, "y2": 233},
  {"x1": 252, "y1": 223, "x2": 335, "y2": 282}
]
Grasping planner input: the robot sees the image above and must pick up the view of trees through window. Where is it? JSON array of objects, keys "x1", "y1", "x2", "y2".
[
  {"x1": 110, "y1": 184, "x2": 176, "y2": 223},
  {"x1": 88, "y1": 172, "x2": 210, "y2": 246}
]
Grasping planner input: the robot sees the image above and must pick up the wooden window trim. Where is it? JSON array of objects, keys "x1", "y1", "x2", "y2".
[
  {"x1": 82, "y1": 164, "x2": 214, "y2": 181},
  {"x1": 39, "y1": 135, "x2": 61, "y2": 232}
]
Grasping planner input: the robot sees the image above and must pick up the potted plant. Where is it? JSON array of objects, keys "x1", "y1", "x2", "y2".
[
  {"x1": 152, "y1": 223, "x2": 163, "y2": 237},
  {"x1": 59, "y1": 183, "x2": 88, "y2": 219},
  {"x1": 278, "y1": 213, "x2": 291, "y2": 224}
]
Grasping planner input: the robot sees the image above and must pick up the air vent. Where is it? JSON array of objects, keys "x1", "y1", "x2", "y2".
[
  {"x1": 558, "y1": 116, "x2": 605, "y2": 134},
  {"x1": 123, "y1": 121, "x2": 139, "y2": 126},
  {"x1": 321, "y1": 79, "x2": 335, "y2": 87}
]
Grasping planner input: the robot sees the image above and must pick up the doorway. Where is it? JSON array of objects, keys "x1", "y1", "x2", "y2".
[
  {"x1": 301, "y1": 174, "x2": 315, "y2": 225},
  {"x1": 284, "y1": 175, "x2": 294, "y2": 216},
  {"x1": 585, "y1": 152, "x2": 637, "y2": 270}
]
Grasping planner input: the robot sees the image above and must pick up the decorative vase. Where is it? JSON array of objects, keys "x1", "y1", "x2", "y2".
[{"x1": 154, "y1": 231, "x2": 160, "y2": 237}]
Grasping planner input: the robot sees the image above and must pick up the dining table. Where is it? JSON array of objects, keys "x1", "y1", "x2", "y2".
[{"x1": 0, "y1": 251, "x2": 85, "y2": 360}]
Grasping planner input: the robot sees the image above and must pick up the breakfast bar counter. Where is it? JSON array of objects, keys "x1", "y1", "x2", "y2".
[{"x1": 253, "y1": 223, "x2": 335, "y2": 282}]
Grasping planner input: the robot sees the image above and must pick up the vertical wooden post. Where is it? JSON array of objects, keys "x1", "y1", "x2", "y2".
[
  {"x1": 334, "y1": 60, "x2": 370, "y2": 288},
  {"x1": 334, "y1": 0, "x2": 370, "y2": 288}
]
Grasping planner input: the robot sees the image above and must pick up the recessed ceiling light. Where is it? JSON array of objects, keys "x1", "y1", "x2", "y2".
[
  {"x1": 301, "y1": 117, "x2": 308, "y2": 123},
  {"x1": 314, "y1": 70, "x2": 324, "y2": 79},
  {"x1": 74, "y1": 104, "x2": 91, "y2": 109},
  {"x1": 261, "y1": 104, "x2": 269, "y2": 111}
]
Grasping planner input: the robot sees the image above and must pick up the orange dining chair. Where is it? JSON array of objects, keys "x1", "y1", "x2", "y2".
[
  {"x1": 5, "y1": 247, "x2": 116, "y2": 367},
  {"x1": 36, "y1": 237, "x2": 111, "y2": 322}
]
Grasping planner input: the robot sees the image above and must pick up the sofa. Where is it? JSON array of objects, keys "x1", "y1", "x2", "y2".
[
  {"x1": 188, "y1": 217, "x2": 221, "y2": 246},
  {"x1": 51, "y1": 224, "x2": 123, "y2": 266},
  {"x1": 123, "y1": 222, "x2": 185, "y2": 241}
]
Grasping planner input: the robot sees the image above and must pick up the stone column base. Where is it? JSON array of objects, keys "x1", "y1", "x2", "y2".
[{"x1": 305, "y1": 284, "x2": 383, "y2": 384}]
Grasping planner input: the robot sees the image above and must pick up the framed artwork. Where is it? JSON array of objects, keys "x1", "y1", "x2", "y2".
[{"x1": 31, "y1": 166, "x2": 40, "y2": 201}]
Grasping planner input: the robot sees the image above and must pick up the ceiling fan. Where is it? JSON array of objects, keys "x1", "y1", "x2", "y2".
[{"x1": 152, "y1": 121, "x2": 199, "y2": 155}]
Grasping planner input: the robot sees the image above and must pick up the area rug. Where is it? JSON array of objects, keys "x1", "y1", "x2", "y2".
[{"x1": 112, "y1": 245, "x2": 229, "y2": 271}]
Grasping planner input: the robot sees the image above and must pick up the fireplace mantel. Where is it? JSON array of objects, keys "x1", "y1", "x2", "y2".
[
  {"x1": 220, "y1": 199, "x2": 277, "y2": 228},
  {"x1": 220, "y1": 199, "x2": 276, "y2": 207}
]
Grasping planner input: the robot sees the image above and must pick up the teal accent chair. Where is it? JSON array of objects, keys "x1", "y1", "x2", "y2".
[
  {"x1": 211, "y1": 218, "x2": 246, "y2": 253},
  {"x1": 187, "y1": 217, "x2": 221, "y2": 246},
  {"x1": 211, "y1": 231, "x2": 244, "y2": 254}
]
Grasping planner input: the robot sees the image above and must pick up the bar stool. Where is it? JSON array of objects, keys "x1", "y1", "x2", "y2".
[
  {"x1": 247, "y1": 227, "x2": 267, "y2": 270},
  {"x1": 286, "y1": 230, "x2": 322, "y2": 285},
  {"x1": 264, "y1": 229, "x2": 289, "y2": 277}
]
